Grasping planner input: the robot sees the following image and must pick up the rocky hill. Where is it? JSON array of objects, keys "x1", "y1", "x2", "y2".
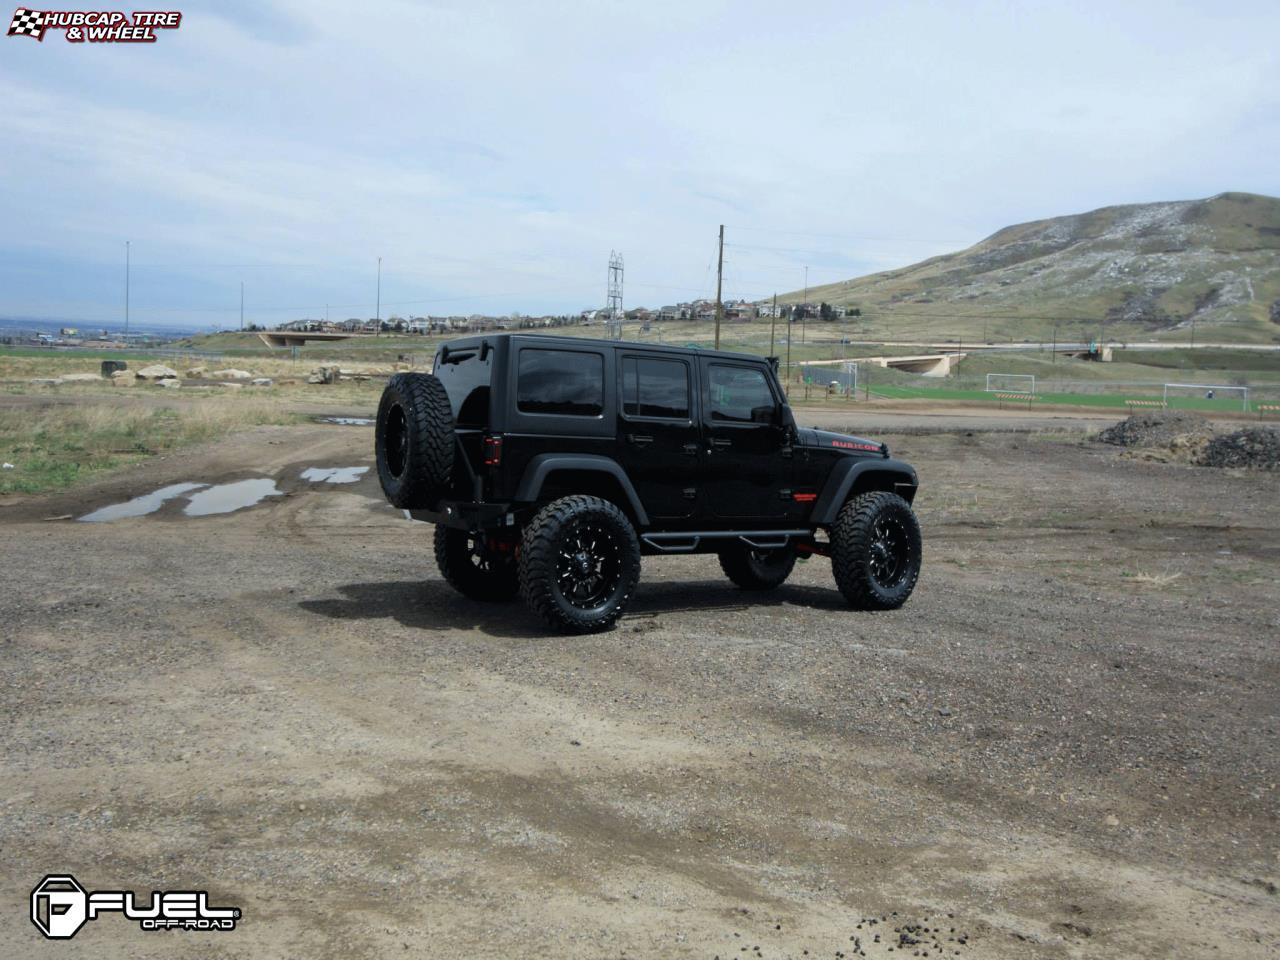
[{"x1": 786, "y1": 192, "x2": 1280, "y2": 342}]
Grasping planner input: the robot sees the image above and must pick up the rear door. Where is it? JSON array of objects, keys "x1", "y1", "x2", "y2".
[
  {"x1": 615, "y1": 352, "x2": 699, "y2": 520},
  {"x1": 698, "y1": 359, "x2": 791, "y2": 520}
]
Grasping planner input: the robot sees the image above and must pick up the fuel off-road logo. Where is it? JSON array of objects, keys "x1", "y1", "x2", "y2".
[
  {"x1": 30, "y1": 874, "x2": 239, "y2": 939},
  {"x1": 8, "y1": 7, "x2": 181, "y2": 42}
]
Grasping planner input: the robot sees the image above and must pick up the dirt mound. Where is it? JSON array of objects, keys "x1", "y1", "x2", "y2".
[
  {"x1": 1096, "y1": 410, "x2": 1213, "y2": 448},
  {"x1": 1196, "y1": 427, "x2": 1280, "y2": 470}
]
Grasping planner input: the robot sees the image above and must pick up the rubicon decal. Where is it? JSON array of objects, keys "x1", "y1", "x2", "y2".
[
  {"x1": 7, "y1": 8, "x2": 181, "y2": 42},
  {"x1": 831, "y1": 439, "x2": 881, "y2": 452},
  {"x1": 30, "y1": 875, "x2": 239, "y2": 939}
]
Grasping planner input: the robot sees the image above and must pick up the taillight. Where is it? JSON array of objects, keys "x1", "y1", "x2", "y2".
[{"x1": 482, "y1": 435, "x2": 503, "y2": 467}]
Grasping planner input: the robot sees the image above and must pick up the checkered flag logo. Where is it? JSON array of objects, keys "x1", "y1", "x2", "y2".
[{"x1": 8, "y1": 7, "x2": 46, "y2": 39}]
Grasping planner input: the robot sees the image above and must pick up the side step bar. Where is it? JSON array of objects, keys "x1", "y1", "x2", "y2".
[{"x1": 641, "y1": 529, "x2": 811, "y2": 553}]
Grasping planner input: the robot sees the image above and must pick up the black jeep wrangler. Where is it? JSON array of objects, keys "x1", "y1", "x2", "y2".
[{"x1": 374, "y1": 334, "x2": 921, "y2": 634}]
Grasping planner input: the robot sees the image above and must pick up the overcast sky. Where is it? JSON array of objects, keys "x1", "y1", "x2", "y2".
[{"x1": 2, "y1": 0, "x2": 1278, "y2": 329}]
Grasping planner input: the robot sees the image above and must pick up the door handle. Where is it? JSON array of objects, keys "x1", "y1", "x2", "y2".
[
  {"x1": 709, "y1": 437, "x2": 732, "y2": 448},
  {"x1": 626, "y1": 433, "x2": 653, "y2": 447},
  {"x1": 682, "y1": 442, "x2": 699, "y2": 456}
]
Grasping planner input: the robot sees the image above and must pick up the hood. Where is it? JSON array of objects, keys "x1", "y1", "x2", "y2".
[{"x1": 796, "y1": 426, "x2": 889, "y2": 458}]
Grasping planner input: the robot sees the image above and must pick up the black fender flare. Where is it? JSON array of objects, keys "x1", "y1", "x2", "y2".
[
  {"x1": 810, "y1": 457, "x2": 918, "y2": 525},
  {"x1": 514, "y1": 454, "x2": 650, "y2": 527}
]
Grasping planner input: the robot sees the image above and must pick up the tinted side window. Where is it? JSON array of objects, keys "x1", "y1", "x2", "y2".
[
  {"x1": 517, "y1": 349, "x2": 604, "y2": 416},
  {"x1": 622, "y1": 357, "x2": 689, "y2": 419},
  {"x1": 709, "y1": 365, "x2": 774, "y2": 423}
]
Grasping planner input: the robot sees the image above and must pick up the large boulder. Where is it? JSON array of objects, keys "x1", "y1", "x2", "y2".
[
  {"x1": 210, "y1": 368, "x2": 253, "y2": 380},
  {"x1": 185, "y1": 366, "x2": 208, "y2": 379},
  {"x1": 250, "y1": 378, "x2": 273, "y2": 387},
  {"x1": 155, "y1": 378, "x2": 181, "y2": 389},
  {"x1": 136, "y1": 363, "x2": 178, "y2": 380},
  {"x1": 111, "y1": 370, "x2": 137, "y2": 386},
  {"x1": 308, "y1": 365, "x2": 339, "y2": 385}
]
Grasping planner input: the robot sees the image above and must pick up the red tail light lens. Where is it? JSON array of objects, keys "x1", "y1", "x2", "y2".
[{"x1": 483, "y1": 435, "x2": 503, "y2": 466}]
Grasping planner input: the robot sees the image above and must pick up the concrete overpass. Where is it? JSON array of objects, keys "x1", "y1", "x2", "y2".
[
  {"x1": 807, "y1": 353, "x2": 966, "y2": 377},
  {"x1": 257, "y1": 331, "x2": 356, "y2": 349}
]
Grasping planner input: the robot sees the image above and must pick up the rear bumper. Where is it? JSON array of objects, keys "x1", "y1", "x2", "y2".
[{"x1": 408, "y1": 500, "x2": 515, "y2": 530}]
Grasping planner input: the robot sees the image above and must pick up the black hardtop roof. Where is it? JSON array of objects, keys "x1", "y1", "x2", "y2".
[{"x1": 438, "y1": 332, "x2": 768, "y2": 365}]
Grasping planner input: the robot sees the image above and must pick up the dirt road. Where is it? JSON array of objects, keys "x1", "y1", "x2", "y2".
[{"x1": 1, "y1": 422, "x2": 1276, "y2": 959}]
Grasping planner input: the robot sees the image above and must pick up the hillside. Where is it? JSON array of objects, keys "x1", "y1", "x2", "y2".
[{"x1": 784, "y1": 192, "x2": 1280, "y2": 343}]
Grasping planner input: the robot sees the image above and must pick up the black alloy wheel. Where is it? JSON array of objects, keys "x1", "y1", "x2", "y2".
[{"x1": 519, "y1": 495, "x2": 642, "y2": 633}]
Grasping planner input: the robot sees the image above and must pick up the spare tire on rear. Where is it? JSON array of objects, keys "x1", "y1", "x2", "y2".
[{"x1": 375, "y1": 372, "x2": 455, "y2": 509}]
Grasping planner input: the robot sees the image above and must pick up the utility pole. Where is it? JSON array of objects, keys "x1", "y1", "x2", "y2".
[
  {"x1": 124, "y1": 240, "x2": 130, "y2": 340},
  {"x1": 802, "y1": 265, "x2": 808, "y2": 344},
  {"x1": 714, "y1": 224, "x2": 724, "y2": 350},
  {"x1": 1190, "y1": 314, "x2": 1196, "y2": 349},
  {"x1": 1052, "y1": 323, "x2": 1057, "y2": 362},
  {"x1": 769, "y1": 292, "x2": 777, "y2": 359},
  {"x1": 375, "y1": 256, "x2": 382, "y2": 337},
  {"x1": 240, "y1": 281, "x2": 244, "y2": 331},
  {"x1": 785, "y1": 305, "x2": 792, "y2": 397}
]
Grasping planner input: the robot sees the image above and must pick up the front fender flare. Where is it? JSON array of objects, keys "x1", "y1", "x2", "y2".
[
  {"x1": 810, "y1": 457, "x2": 918, "y2": 525},
  {"x1": 514, "y1": 454, "x2": 650, "y2": 527}
]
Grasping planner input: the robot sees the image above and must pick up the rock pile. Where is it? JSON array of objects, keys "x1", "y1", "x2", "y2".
[
  {"x1": 1196, "y1": 427, "x2": 1280, "y2": 470},
  {"x1": 1096, "y1": 410, "x2": 1213, "y2": 448},
  {"x1": 1098, "y1": 410, "x2": 1280, "y2": 469}
]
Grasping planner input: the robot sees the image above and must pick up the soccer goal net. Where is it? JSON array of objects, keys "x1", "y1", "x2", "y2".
[
  {"x1": 985, "y1": 373, "x2": 1035, "y2": 394},
  {"x1": 1163, "y1": 383, "x2": 1249, "y2": 411},
  {"x1": 801, "y1": 362, "x2": 858, "y2": 396}
]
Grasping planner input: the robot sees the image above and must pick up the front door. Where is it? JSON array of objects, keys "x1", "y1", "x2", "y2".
[
  {"x1": 616, "y1": 352, "x2": 700, "y2": 520},
  {"x1": 699, "y1": 359, "x2": 791, "y2": 520}
]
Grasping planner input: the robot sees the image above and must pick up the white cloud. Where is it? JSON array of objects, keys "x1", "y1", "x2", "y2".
[{"x1": 0, "y1": 0, "x2": 1277, "y2": 325}]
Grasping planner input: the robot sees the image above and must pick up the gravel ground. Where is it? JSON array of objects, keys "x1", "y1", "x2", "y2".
[{"x1": 1, "y1": 421, "x2": 1277, "y2": 959}]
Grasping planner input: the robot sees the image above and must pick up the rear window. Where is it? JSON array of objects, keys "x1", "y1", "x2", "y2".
[
  {"x1": 434, "y1": 346, "x2": 491, "y2": 428},
  {"x1": 622, "y1": 356, "x2": 689, "y2": 419},
  {"x1": 517, "y1": 349, "x2": 604, "y2": 417}
]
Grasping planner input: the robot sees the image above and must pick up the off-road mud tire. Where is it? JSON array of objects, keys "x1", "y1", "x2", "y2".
[
  {"x1": 434, "y1": 526, "x2": 519, "y2": 601},
  {"x1": 375, "y1": 372, "x2": 455, "y2": 509},
  {"x1": 831, "y1": 491, "x2": 922, "y2": 610},
  {"x1": 718, "y1": 543, "x2": 797, "y2": 591},
  {"x1": 518, "y1": 495, "x2": 641, "y2": 634}
]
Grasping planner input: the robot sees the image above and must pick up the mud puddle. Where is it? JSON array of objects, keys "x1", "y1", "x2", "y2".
[
  {"x1": 183, "y1": 479, "x2": 284, "y2": 516},
  {"x1": 300, "y1": 466, "x2": 368, "y2": 484},
  {"x1": 80, "y1": 482, "x2": 208, "y2": 522},
  {"x1": 79, "y1": 478, "x2": 284, "y2": 521}
]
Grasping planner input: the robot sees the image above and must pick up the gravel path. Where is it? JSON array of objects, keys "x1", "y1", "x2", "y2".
[{"x1": 1, "y1": 424, "x2": 1276, "y2": 959}]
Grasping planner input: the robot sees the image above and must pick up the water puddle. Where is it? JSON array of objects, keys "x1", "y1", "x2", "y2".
[
  {"x1": 80, "y1": 482, "x2": 208, "y2": 522},
  {"x1": 183, "y1": 479, "x2": 284, "y2": 516},
  {"x1": 318, "y1": 417, "x2": 373, "y2": 426},
  {"x1": 300, "y1": 466, "x2": 368, "y2": 484}
]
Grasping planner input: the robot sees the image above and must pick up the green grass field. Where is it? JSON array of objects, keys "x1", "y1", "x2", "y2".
[{"x1": 865, "y1": 384, "x2": 1260, "y2": 412}]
